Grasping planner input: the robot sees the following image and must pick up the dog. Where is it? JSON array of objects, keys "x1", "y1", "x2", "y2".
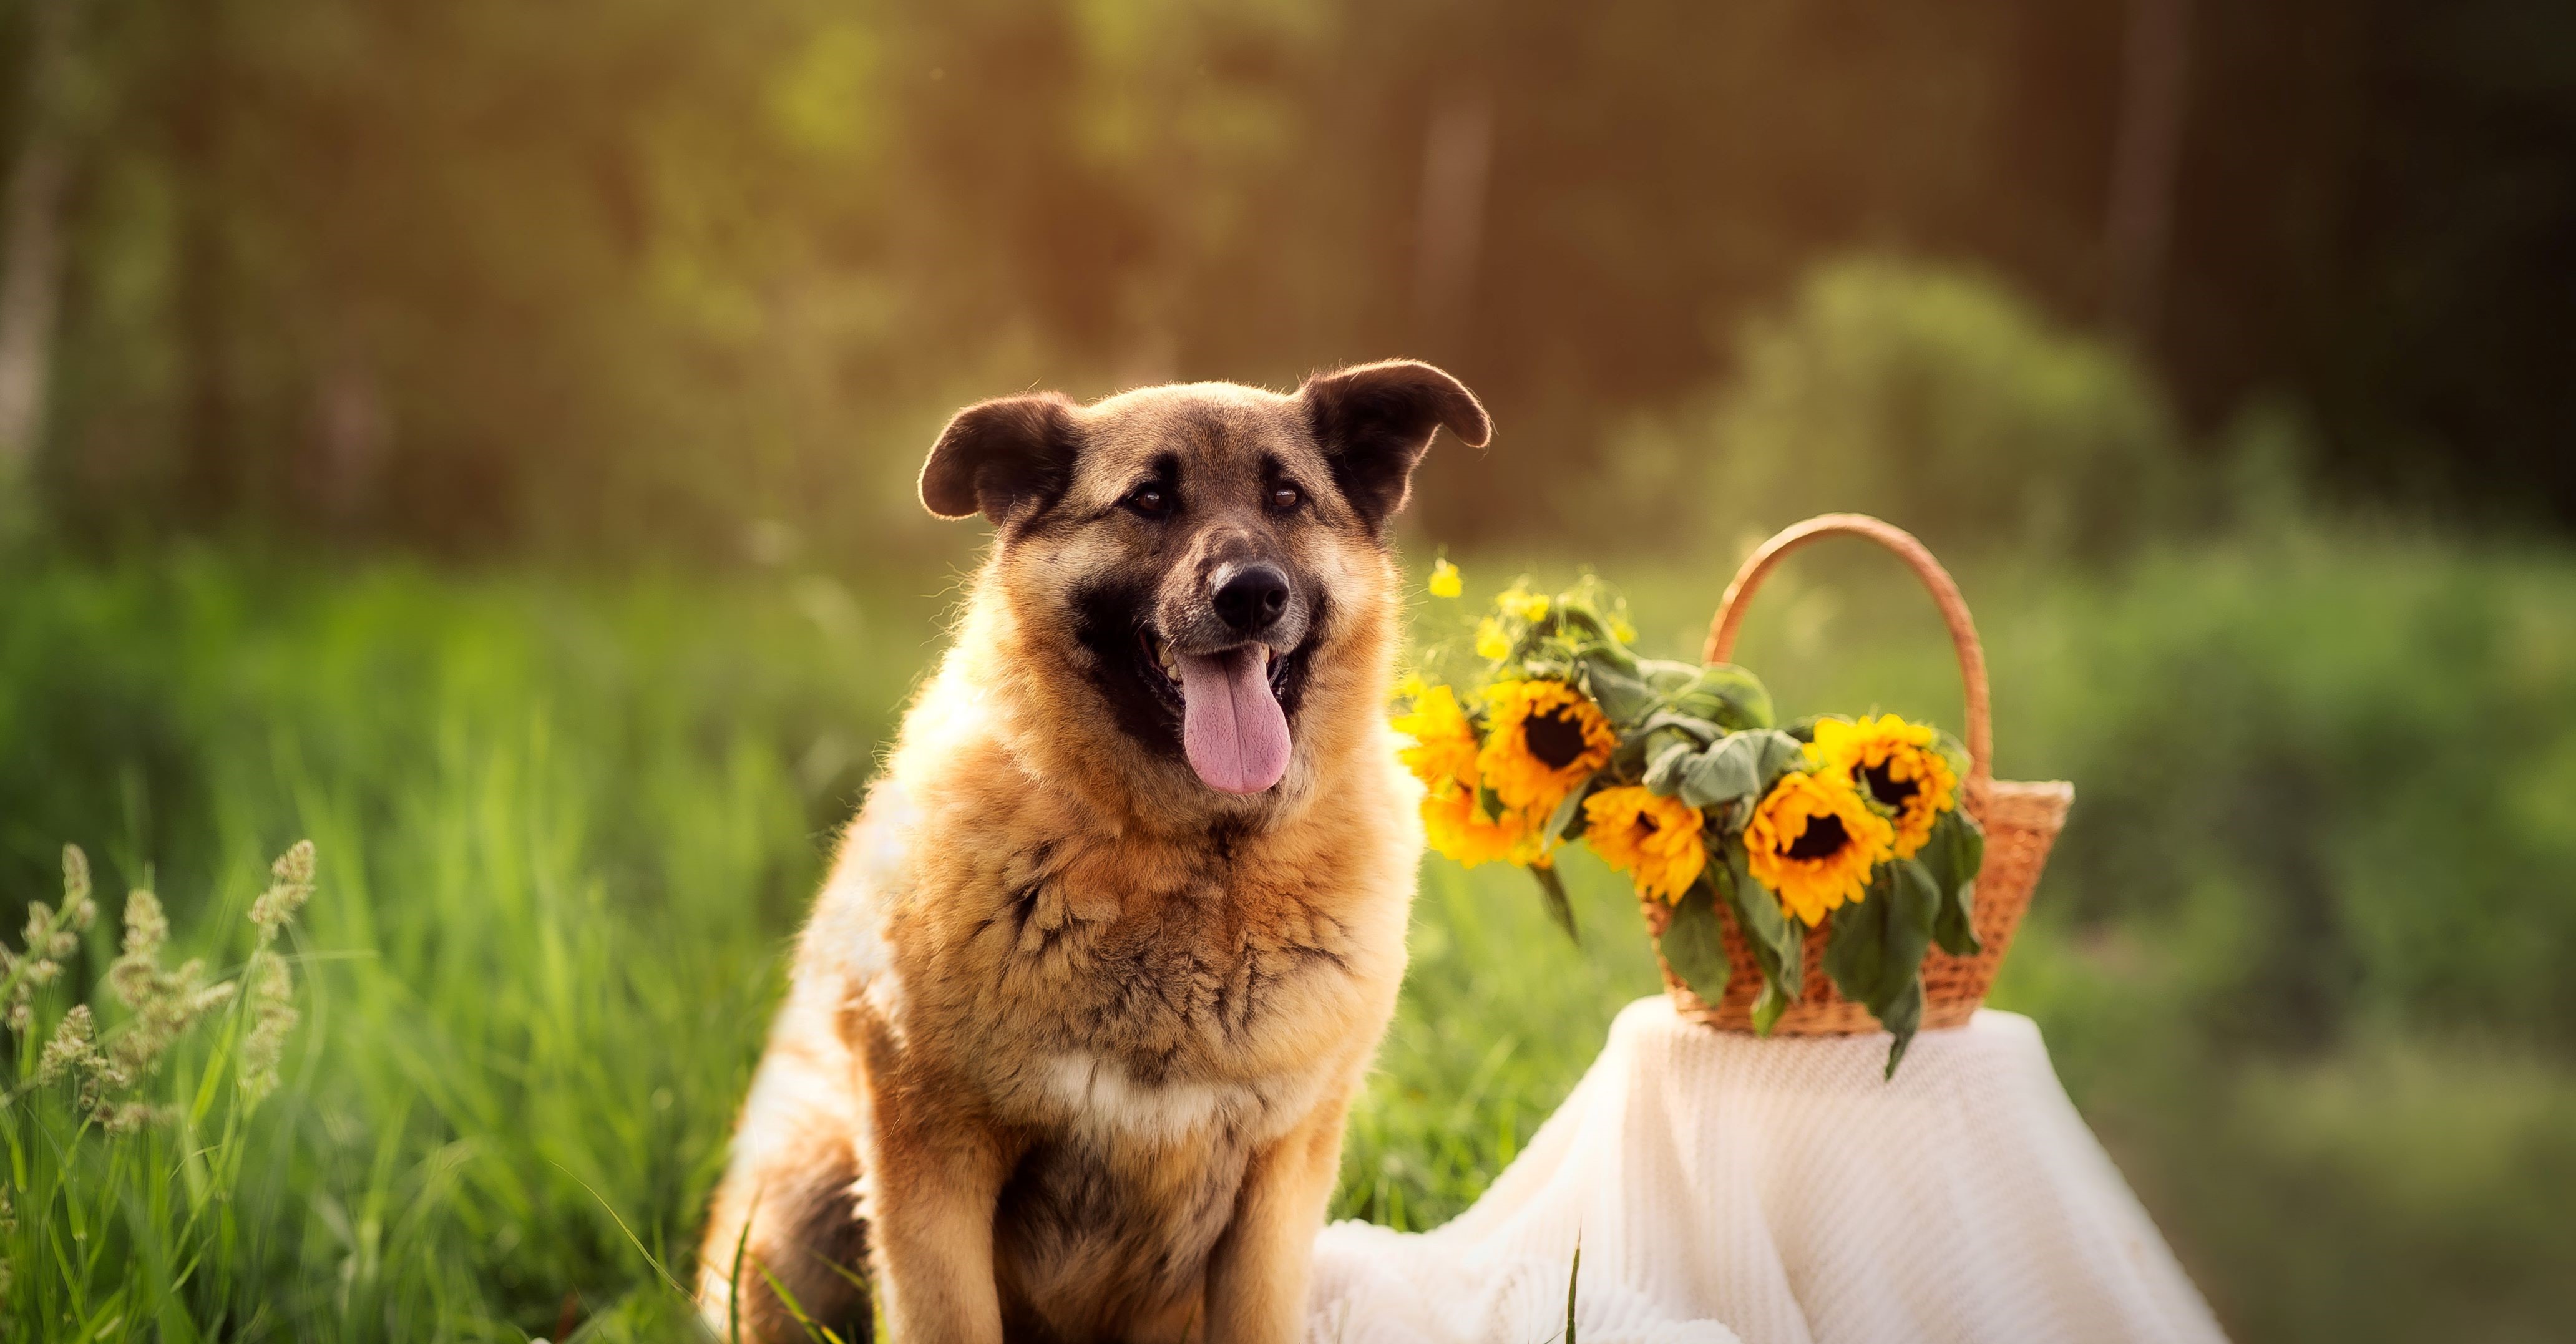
[{"x1": 698, "y1": 361, "x2": 1490, "y2": 1343}]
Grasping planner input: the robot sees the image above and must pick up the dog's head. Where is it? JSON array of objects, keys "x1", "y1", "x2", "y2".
[{"x1": 921, "y1": 360, "x2": 1486, "y2": 807}]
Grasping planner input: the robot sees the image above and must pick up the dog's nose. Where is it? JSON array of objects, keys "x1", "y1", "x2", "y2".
[{"x1": 1212, "y1": 563, "x2": 1291, "y2": 635}]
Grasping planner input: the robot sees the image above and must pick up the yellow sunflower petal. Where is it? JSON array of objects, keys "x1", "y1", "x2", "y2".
[
  {"x1": 1477, "y1": 679, "x2": 1616, "y2": 816},
  {"x1": 1808, "y1": 714, "x2": 1958, "y2": 859},
  {"x1": 1583, "y1": 786, "x2": 1707, "y2": 903},
  {"x1": 1744, "y1": 769, "x2": 1896, "y2": 926},
  {"x1": 1391, "y1": 683, "x2": 1481, "y2": 790}
]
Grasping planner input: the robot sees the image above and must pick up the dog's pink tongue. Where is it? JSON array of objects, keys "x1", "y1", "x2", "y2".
[{"x1": 1175, "y1": 647, "x2": 1291, "y2": 794}]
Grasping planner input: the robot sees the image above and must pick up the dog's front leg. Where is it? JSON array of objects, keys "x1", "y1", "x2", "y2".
[
  {"x1": 856, "y1": 1032, "x2": 1011, "y2": 1343},
  {"x1": 1202, "y1": 1078, "x2": 1359, "y2": 1344}
]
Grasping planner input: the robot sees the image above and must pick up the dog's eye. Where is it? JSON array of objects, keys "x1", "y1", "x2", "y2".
[
  {"x1": 1126, "y1": 485, "x2": 1172, "y2": 518},
  {"x1": 1270, "y1": 485, "x2": 1303, "y2": 511}
]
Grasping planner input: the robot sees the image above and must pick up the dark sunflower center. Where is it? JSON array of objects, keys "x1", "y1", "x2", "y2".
[
  {"x1": 1783, "y1": 813, "x2": 1850, "y2": 860},
  {"x1": 1860, "y1": 760, "x2": 1918, "y2": 806},
  {"x1": 1523, "y1": 707, "x2": 1589, "y2": 770}
]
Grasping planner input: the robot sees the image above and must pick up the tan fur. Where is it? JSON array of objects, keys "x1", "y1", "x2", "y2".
[{"x1": 700, "y1": 368, "x2": 1482, "y2": 1343}]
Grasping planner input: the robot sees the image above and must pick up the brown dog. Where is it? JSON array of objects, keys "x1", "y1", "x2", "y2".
[{"x1": 698, "y1": 362, "x2": 1489, "y2": 1343}]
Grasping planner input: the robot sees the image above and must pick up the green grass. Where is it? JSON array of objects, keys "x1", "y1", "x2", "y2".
[{"x1": 2, "y1": 528, "x2": 2573, "y2": 1340}]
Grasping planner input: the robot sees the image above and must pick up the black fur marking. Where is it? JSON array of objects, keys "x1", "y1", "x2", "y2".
[
  {"x1": 1206, "y1": 820, "x2": 1245, "y2": 865},
  {"x1": 745, "y1": 1149, "x2": 874, "y2": 1341},
  {"x1": 1071, "y1": 575, "x2": 1187, "y2": 759},
  {"x1": 1300, "y1": 361, "x2": 1490, "y2": 535}
]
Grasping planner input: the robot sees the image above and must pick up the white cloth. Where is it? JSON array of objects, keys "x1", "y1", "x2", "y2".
[{"x1": 1309, "y1": 999, "x2": 2226, "y2": 1344}]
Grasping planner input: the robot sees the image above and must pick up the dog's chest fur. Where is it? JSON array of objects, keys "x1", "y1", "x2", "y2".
[{"x1": 852, "y1": 791, "x2": 1398, "y2": 1338}]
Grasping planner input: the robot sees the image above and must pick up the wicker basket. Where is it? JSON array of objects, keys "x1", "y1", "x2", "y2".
[{"x1": 1644, "y1": 514, "x2": 2074, "y2": 1034}]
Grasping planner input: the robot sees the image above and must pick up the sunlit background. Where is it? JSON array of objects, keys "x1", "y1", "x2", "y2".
[{"x1": 1, "y1": 2, "x2": 2570, "y2": 1340}]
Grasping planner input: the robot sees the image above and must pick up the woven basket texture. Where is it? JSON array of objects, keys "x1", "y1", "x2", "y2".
[{"x1": 1651, "y1": 514, "x2": 2073, "y2": 1035}]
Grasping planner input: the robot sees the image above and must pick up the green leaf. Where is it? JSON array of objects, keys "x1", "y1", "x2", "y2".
[
  {"x1": 1717, "y1": 843, "x2": 1800, "y2": 1001},
  {"x1": 1675, "y1": 734, "x2": 1762, "y2": 810},
  {"x1": 1749, "y1": 729, "x2": 1810, "y2": 790},
  {"x1": 1530, "y1": 862, "x2": 1579, "y2": 944},
  {"x1": 1823, "y1": 882, "x2": 1891, "y2": 1004},
  {"x1": 1878, "y1": 975, "x2": 1926, "y2": 1079},
  {"x1": 1669, "y1": 663, "x2": 1777, "y2": 730},
  {"x1": 1564, "y1": 1239, "x2": 1583, "y2": 1344},
  {"x1": 1644, "y1": 740, "x2": 1696, "y2": 796},
  {"x1": 1635, "y1": 709, "x2": 1724, "y2": 745},
  {"x1": 1556, "y1": 605, "x2": 1628, "y2": 660},
  {"x1": 1579, "y1": 652, "x2": 1659, "y2": 726},
  {"x1": 1922, "y1": 809, "x2": 1987, "y2": 957},
  {"x1": 1656, "y1": 878, "x2": 1732, "y2": 1003},
  {"x1": 1824, "y1": 860, "x2": 1940, "y2": 1076},
  {"x1": 1750, "y1": 975, "x2": 1792, "y2": 1036},
  {"x1": 1544, "y1": 774, "x2": 1599, "y2": 847},
  {"x1": 1637, "y1": 658, "x2": 1702, "y2": 693}
]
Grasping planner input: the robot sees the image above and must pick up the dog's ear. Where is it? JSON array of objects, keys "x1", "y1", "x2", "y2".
[
  {"x1": 1300, "y1": 359, "x2": 1490, "y2": 534},
  {"x1": 920, "y1": 393, "x2": 1083, "y2": 526}
]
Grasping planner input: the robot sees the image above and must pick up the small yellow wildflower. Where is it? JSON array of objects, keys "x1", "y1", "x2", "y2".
[
  {"x1": 1496, "y1": 585, "x2": 1549, "y2": 621},
  {"x1": 1475, "y1": 617, "x2": 1512, "y2": 661},
  {"x1": 1428, "y1": 558, "x2": 1463, "y2": 598},
  {"x1": 1584, "y1": 786, "x2": 1707, "y2": 903}
]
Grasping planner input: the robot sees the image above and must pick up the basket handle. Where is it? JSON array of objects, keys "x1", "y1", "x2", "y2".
[{"x1": 1703, "y1": 514, "x2": 1992, "y2": 800}]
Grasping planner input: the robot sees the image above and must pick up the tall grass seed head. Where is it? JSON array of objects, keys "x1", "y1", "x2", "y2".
[
  {"x1": 120, "y1": 888, "x2": 168, "y2": 959},
  {"x1": 249, "y1": 839, "x2": 316, "y2": 940},
  {"x1": 36, "y1": 1004, "x2": 100, "y2": 1086},
  {"x1": 237, "y1": 952, "x2": 299, "y2": 1100}
]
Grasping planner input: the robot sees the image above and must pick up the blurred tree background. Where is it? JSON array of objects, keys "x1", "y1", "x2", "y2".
[
  {"x1": 2, "y1": 1, "x2": 2574, "y2": 1341},
  {"x1": 1, "y1": 0, "x2": 2569, "y2": 556}
]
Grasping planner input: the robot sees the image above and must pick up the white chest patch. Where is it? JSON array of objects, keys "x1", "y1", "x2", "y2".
[{"x1": 1038, "y1": 1051, "x2": 1269, "y2": 1147}]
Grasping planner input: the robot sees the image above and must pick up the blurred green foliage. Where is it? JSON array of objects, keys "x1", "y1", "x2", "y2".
[
  {"x1": 1, "y1": 1, "x2": 2571, "y2": 1329},
  {"x1": 1594, "y1": 258, "x2": 2185, "y2": 561},
  {"x1": 0, "y1": 557, "x2": 924, "y2": 1337},
  {"x1": 6, "y1": 0, "x2": 2575, "y2": 555},
  {"x1": 3, "y1": 520, "x2": 2572, "y2": 1340}
]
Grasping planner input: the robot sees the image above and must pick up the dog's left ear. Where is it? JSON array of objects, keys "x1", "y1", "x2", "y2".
[
  {"x1": 1300, "y1": 359, "x2": 1490, "y2": 535},
  {"x1": 920, "y1": 392, "x2": 1083, "y2": 527}
]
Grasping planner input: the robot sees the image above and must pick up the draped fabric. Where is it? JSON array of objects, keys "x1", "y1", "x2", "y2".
[{"x1": 1309, "y1": 1000, "x2": 2226, "y2": 1344}]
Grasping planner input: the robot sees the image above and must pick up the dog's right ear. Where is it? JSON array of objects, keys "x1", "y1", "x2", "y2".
[{"x1": 919, "y1": 394, "x2": 1083, "y2": 526}]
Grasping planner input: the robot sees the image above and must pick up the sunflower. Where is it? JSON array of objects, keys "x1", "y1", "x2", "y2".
[
  {"x1": 1810, "y1": 714, "x2": 1959, "y2": 859},
  {"x1": 1744, "y1": 769, "x2": 1895, "y2": 927},
  {"x1": 1391, "y1": 683, "x2": 1481, "y2": 791},
  {"x1": 1477, "y1": 679, "x2": 1616, "y2": 814},
  {"x1": 1421, "y1": 784, "x2": 1538, "y2": 869},
  {"x1": 1583, "y1": 786, "x2": 1707, "y2": 903}
]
